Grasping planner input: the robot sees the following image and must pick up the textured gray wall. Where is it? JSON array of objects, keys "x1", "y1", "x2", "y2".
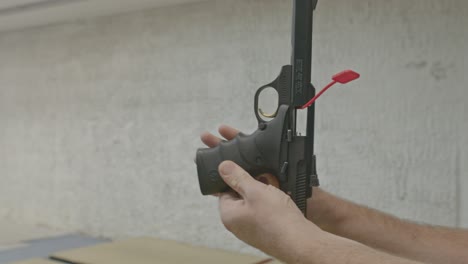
[{"x1": 0, "y1": 0, "x2": 467, "y2": 254}]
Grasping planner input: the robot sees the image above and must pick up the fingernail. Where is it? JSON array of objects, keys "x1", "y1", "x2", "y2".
[{"x1": 220, "y1": 161, "x2": 235, "y2": 175}]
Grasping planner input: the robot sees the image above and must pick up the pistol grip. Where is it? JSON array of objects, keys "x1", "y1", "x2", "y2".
[
  {"x1": 196, "y1": 105, "x2": 289, "y2": 195},
  {"x1": 196, "y1": 133, "x2": 261, "y2": 195}
]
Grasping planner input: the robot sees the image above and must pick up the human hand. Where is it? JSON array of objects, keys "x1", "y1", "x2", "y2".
[
  {"x1": 200, "y1": 126, "x2": 325, "y2": 261},
  {"x1": 201, "y1": 126, "x2": 342, "y2": 231},
  {"x1": 218, "y1": 160, "x2": 322, "y2": 260}
]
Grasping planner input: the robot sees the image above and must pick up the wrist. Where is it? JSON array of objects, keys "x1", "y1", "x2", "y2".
[
  {"x1": 286, "y1": 226, "x2": 337, "y2": 264},
  {"x1": 271, "y1": 219, "x2": 328, "y2": 264},
  {"x1": 307, "y1": 188, "x2": 350, "y2": 233}
]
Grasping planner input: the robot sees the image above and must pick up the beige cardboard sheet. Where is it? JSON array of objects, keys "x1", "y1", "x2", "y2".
[
  {"x1": 10, "y1": 259, "x2": 59, "y2": 264},
  {"x1": 51, "y1": 237, "x2": 279, "y2": 264}
]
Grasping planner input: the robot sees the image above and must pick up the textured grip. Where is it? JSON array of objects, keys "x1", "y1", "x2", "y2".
[
  {"x1": 196, "y1": 105, "x2": 289, "y2": 195},
  {"x1": 196, "y1": 133, "x2": 263, "y2": 195}
]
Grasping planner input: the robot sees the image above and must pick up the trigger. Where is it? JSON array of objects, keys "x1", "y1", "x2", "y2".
[{"x1": 259, "y1": 108, "x2": 278, "y2": 118}]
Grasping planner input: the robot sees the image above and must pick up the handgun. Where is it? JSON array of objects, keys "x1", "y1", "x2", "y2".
[{"x1": 195, "y1": 0, "x2": 319, "y2": 214}]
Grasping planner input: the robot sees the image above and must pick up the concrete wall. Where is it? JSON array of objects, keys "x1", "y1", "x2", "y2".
[{"x1": 0, "y1": 0, "x2": 467, "y2": 254}]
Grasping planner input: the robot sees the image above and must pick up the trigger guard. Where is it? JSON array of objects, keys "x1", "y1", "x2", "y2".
[
  {"x1": 253, "y1": 65, "x2": 292, "y2": 124},
  {"x1": 254, "y1": 84, "x2": 279, "y2": 124}
]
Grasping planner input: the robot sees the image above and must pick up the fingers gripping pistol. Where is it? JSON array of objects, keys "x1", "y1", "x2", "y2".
[{"x1": 196, "y1": 0, "x2": 319, "y2": 214}]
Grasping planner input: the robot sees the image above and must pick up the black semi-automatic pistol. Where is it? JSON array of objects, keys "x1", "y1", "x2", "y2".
[{"x1": 196, "y1": 0, "x2": 319, "y2": 214}]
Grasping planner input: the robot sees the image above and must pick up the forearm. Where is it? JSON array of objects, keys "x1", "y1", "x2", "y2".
[
  {"x1": 273, "y1": 222, "x2": 422, "y2": 264},
  {"x1": 307, "y1": 188, "x2": 468, "y2": 264}
]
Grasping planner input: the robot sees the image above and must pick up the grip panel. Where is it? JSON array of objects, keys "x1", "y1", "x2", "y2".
[{"x1": 196, "y1": 133, "x2": 263, "y2": 195}]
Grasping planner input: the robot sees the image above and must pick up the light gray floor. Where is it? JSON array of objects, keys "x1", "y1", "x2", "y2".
[
  {"x1": 0, "y1": 235, "x2": 105, "y2": 264},
  {"x1": 0, "y1": 219, "x2": 105, "y2": 264},
  {"x1": 0, "y1": 219, "x2": 65, "y2": 248}
]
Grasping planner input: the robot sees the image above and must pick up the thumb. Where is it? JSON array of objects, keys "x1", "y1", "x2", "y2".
[{"x1": 218, "y1": 161, "x2": 260, "y2": 198}]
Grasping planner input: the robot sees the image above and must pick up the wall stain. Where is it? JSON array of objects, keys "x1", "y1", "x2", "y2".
[
  {"x1": 430, "y1": 61, "x2": 454, "y2": 81},
  {"x1": 406, "y1": 60, "x2": 455, "y2": 81},
  {"x1": 406, "y1": 61, "x2": 428, "y2": 69}
]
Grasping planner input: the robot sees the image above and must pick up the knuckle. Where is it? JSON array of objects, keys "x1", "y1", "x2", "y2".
[
  {"x1": 239, "y1": 170, "x2": 251, "y2": 182},
  {"x1": 265, "y1": 184, "x2": 277, "y2": 192},
  {"x1": 229, "y1": 176, "x2": 240, "y2": 189},
  {"x1": 284, "y1": 195, "x2": 296, "y2": 207},
  {"x1": 234, "y1": 171, "x2": 252, "y2": 191},
  {"x1": 221, "y1": 210, "x2": 247, "y2": 233},
  {"x1": 220, "y1": 208, "x2": 236, "y2": 229}
]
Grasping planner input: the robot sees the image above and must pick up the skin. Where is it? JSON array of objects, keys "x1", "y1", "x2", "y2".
[
  {"x1": 216, "y1": 160, "x2": 421, "y2": 264},
  {"x1": 308, "y1": 188, "x2": 468, "y2": 264},
  {"x1": 200, "y1": 125, "x2": 437, "y2": 264}
]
